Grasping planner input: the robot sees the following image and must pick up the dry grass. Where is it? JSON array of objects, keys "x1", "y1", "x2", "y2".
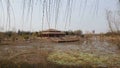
[
  {"x1": 104, "y1": 35, "x2": 120, "y2": 49},
  {"x1": 0, "y1": 49, "x2": 51, "y2": 68},
  {"x1": 47, "y1": 51, "x2": 120, "y2": 67},
  {"x1": 0, "y1": 49, "x2": 84, "y2": 68}
]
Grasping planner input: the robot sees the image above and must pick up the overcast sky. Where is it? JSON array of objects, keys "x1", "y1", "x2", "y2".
[{"x1": 0, "y1": 0, "x2": 119, "y2": 33}]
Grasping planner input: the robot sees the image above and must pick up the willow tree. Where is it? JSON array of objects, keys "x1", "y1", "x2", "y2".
[
  {"x1": 106, "y1": 0, "x2": 120, "y2": 33},
  {"x1": 106, "y1": 10, "x2": 120, "y2": 33},
  {"x1": 0, "y1": 0, "x2": 102, "y2": 32}
]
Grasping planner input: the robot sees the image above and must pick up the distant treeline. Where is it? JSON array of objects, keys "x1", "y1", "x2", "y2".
[
  {"x1": 0, "y1": 29, "x2": 83, "y2": 38},
  {"x1": 0, "y1": 29, "x2": 119, "y2": 39}
]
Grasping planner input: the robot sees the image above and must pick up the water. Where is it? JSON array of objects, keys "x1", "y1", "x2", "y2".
[{"x1": 0, "y1": 37, "x2": 120, "y2": 59}]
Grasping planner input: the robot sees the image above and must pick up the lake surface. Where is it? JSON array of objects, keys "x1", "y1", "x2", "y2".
[{"x1": 0, "y1": 37, "x2": 120, "y2": 62}]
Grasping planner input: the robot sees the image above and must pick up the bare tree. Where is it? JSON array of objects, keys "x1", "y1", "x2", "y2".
[{"x1": 106, "y1": 10, "x2": 120, "y2": 33}]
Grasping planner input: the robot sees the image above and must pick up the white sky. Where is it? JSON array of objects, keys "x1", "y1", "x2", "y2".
[{"x1": 0, "y1": 0, "x2": 119, "y2": 33}]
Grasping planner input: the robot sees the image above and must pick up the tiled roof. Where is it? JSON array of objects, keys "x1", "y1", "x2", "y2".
[
  {"x1": 43, "y1": 29, "x2": 60, "y2": 32},
  {"x1": 42, "y1": 29, "x2": 65, "y2": 35},
  {"x1": 42, "y1": 32, "x2": 65, "y2": 34}
]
